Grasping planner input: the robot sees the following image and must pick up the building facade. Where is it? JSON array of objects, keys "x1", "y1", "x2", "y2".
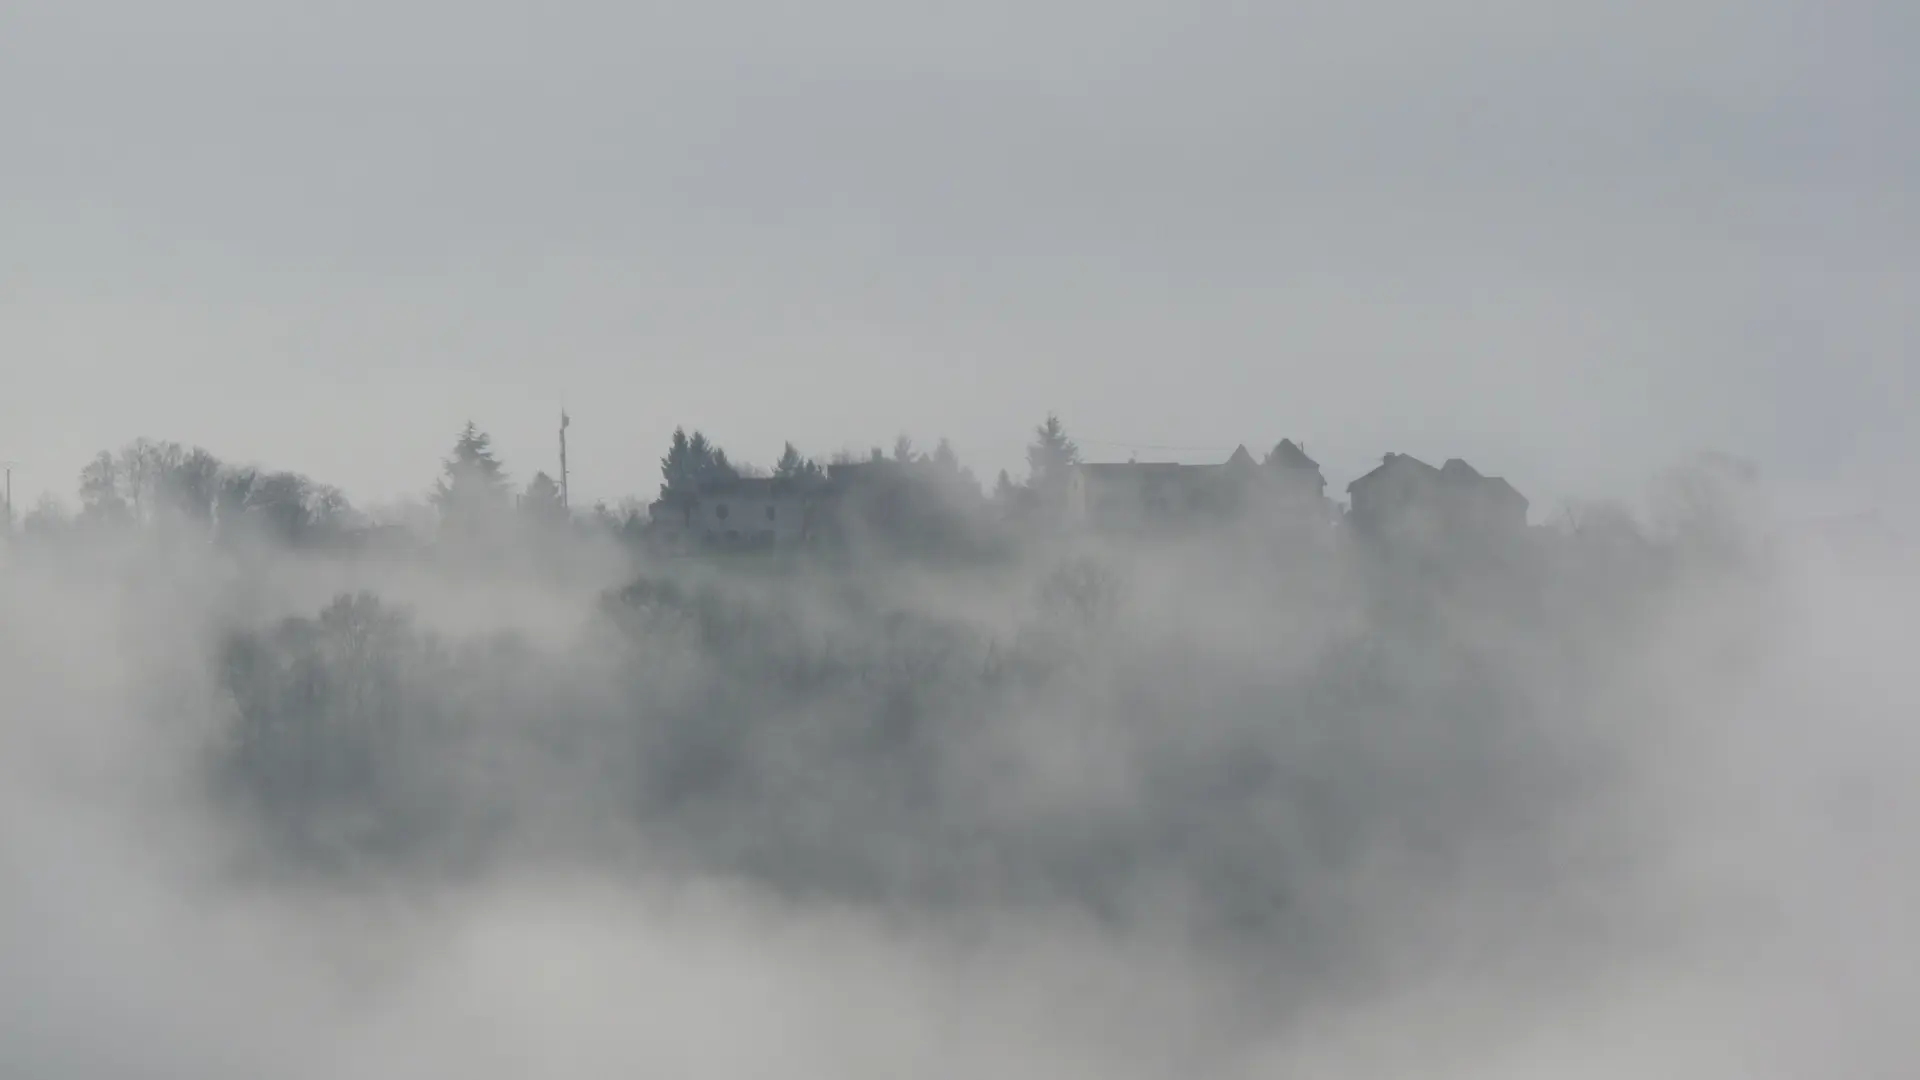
[
  {"x1": 649, "y1": 477, "x2": 813, "y2": 551},
  {"x1": 1345, "y1": 453, "x2": 1528, "y2": 542},
  {"x1": 1067, "y1": 441, "x2": 1333, "y2": 533}
]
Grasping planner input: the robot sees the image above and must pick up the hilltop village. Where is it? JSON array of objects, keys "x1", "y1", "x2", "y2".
[
  {"x1": 5, "y1": 414, "x2": 1557, "y2": 562},
  {"x1": 646, "y1": 433, "x2": 1529, "y2": 557}
]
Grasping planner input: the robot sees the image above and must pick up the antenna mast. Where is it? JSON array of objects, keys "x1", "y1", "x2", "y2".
[
  {"x1": 559, "y1": 410, "x2": 571, "y2": 510},
  {"x1": 1, "y1": 461, "x2": 15, "y2": 538}
]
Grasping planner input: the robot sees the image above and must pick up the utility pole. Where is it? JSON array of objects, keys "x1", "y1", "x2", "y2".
[
  {"x1": 558, "y1": 410, "x2": 571, "y2": 510},
  {"x1": 1, "y1": 462, "x2": 14, "y2": 539}
]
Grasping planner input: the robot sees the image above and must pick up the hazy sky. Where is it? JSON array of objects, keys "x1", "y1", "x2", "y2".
[{"x1": 2, "y1": 1, "x2": 1913, "y2": 513}]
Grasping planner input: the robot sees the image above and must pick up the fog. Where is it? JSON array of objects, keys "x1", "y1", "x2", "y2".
[
  {"x1": 1, "y1": 448, "x2": 1913, "y2": 1078},
  {"x1": 4, "y1": 0, "x2": 1915, "y2": 1072}
]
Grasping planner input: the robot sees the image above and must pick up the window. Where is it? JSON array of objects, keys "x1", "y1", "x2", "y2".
[
  {"x1": 765, "y1": 504, "x2": 777, "y2": 521},
  {"x1": 715, "y1": 503, "x2": 730, "y2": 520}
]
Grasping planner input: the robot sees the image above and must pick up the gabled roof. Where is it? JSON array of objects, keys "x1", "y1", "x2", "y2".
[
  {"x1": 1347, "y1": 452, "x2": 1527, "y2": 509},
  {"x1": 1442, "y1": 458, "x2": 1525, "y2": 505},
  {"x1": 1347, "y1": 452, "x2": 1437, "y2": 493},
  {"x1": 1268, "y1": 439, "x2": 1319, "y2": 470},
  {"x1": 1478, "y1": 476, "x2": 1527, "y2": 507},
  {"x1": 1080, "y1": 444, "x2": 1266, "y2": 476}
]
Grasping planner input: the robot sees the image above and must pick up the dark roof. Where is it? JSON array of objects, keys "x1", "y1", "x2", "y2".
[
  {"x1": 1078, "y1": 462, "x2": 1198, "y2": 476},
  {"x1": 1347, "y1": 452, "x2": 1527, "y2": 509},
  {"x1": 1347, "y1": 452, "x2": 1436, "y2": 492},
  {"x1": 1441, "y1": 459, "x2": 1526, "y2": 505},
  {"x1": 1478, "y1": 476, "x2": 1527, "y2": 507},
  {"x1": 1268, "y1": 439, "x2": 1319, "y2": 470},
  {"x1": 1081, "y1": 444, "x2": 1266, "y2": 477}
]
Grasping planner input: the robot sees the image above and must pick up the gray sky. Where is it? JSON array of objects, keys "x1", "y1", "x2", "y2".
[{"x1": 2, "y1": 0, "x2": 1913, "y2": 514}]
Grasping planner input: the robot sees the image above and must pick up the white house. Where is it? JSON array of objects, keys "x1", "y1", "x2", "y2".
[{"x1": 649, "y1": 477, "x2": 812, "y2": 551}]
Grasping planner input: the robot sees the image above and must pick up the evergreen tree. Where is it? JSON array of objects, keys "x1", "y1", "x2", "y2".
[
  {"x1": 772, "y1": 442, "x2": 824, "y2": 484},
  {"x1": 433, "y1": 422, "x2": 511, "y2": 532},
  {"x1": 773, "y1": 442, "x2": 806, "y2": 479},
  {"x1": 522, "y1": 472, "x2": 567, "y2": 524},
  {"x1": 688, "y1": 431, "x2": 723, "y2": 483},
  {"x1": 930, "y1": 438, "x2": 980, "y2": 494},
  {"x1": 661, "y1": 428, "x2": 696, "y2": 498},
  {"x1": 932, "y1": 438, "x2": 961, "y2": 474},
  {"x1": 661, "y1": 427, "x2": 739, "y2": 498},
  {"x1": 1025, "y1": 412, "x2": 1080, "y2": 495}
]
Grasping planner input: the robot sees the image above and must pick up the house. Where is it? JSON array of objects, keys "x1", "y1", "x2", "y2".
[
  {"x1": 1067, "y1": 441, "x2": 1332, "y2": 531},
  {"x1": 1069, "y1": 461, "x2": 1204, "y2": 527},
  {"x1": 1345, "y1": 453, "x2": 1528, "y2": 541},
  {"x1": 648, "y1": 476, "x2": 813, "y2": 551},
  {"x1": 646, "y1": 456, "x2": 987, "y2": 553},
  {"x1": 1265, "y1": 439, "x2": 1327, "y2": 500}
]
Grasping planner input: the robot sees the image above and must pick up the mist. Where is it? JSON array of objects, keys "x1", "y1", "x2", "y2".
[
  {"x1": 5, "y1": 0, "x2": 1916, "y2": 1072},
  {"x1": 1, "y1": 432, "x2": 1913, "y2": 1078}
]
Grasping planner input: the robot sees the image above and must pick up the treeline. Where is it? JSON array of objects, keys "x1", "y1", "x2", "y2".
[
  {"x1": 16, "y1": 439, "x2": 359, "y2": 546},
  {"x1": 12, "y1": 422, "x2": 581, "y2": 549},
  {"x1": 8, "y1": 413, "x2": 1095, "y2": 551},
  {"x1": 1, "y1": 408, "x2": 1783, "y2": 976}
]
